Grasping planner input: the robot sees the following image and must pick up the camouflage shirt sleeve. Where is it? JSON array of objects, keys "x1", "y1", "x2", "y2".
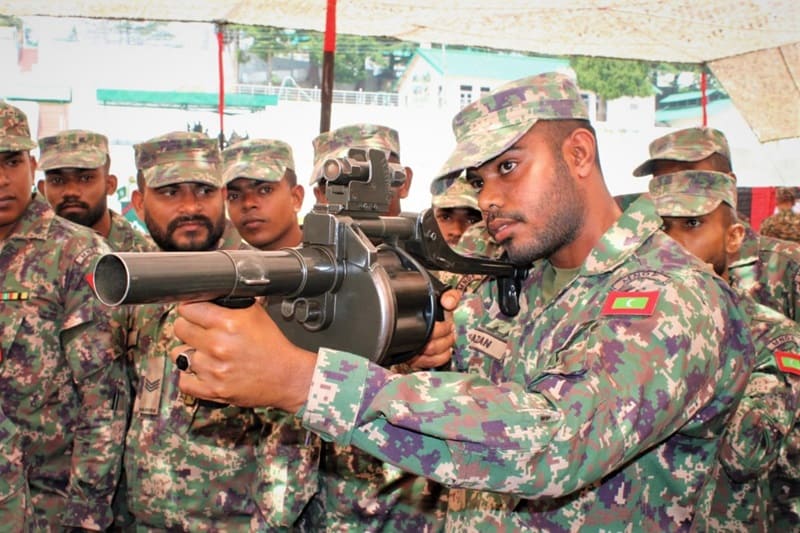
[
  {"x1": 301, "y1": 274, "x2": 745, "y2": 498},
  {"x1": 718, "y1": 299, "x2": 800, "y2": 481},
  {"x1": 60, "y1": 240, "x2": 129, "y2": 530}
]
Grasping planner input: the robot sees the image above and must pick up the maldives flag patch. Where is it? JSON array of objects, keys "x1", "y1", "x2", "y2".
[
  {"x1": 601, "y1": 291, "x2": 659, "y2": 316},
  {"x1": 776, "y1": 351, "x2": 800, "y2": 376}
]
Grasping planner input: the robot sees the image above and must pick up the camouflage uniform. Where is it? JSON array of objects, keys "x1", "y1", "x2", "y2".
[
  {"x1": 0, "y1": 103, "x2": 129, "y2": 531},
  {"x1": 124, "y1": 133, "x2": 262, "y2": 530},
  {"x1": 220, "y1": 139, "x2": 326, "y2": 530},
  {"x1": 222, "y1": 138, "x2": 294, "y2": 186},
  {"x1": 730, "y1": 233, "x2": 800, "y2": 530},
  {"x1": 759, "y1": 188, "x2": 800, "y2": 243},
  {"x1": 649, "y1": 170, "x2": 800, "y2": 531},
  {"x1": 106, "y1": 210, "x2": 156, "y2": 252},
  {"x1": 104, "y1": 212, "x2": 155, "y2": 531},
  {"x1": 773, "y1": 399, "x2": 800, "y2": 530},
  {"x1": 39, "y1": 128, "x2": 157, "y2": 531},
  {"x1": 298, "y1": 73, "x2": 755, "y2": 531},
  {"x1": 631, "y1": 126, "x2": 731, "y2": 178},
  {"x1": 635, "y1": 125, "x2": 800, "y2": 528},
  {"x1": 729, "y1": 227, "x2": 800, "y2": 321}
]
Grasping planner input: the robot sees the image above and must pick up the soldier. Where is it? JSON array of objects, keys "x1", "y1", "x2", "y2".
[
  {"x1": 36, "y1": 129, "x2": 155, "y2": 252},
  {"x1": 170, "y1": 72, "x2": 755, "y2": 530},
  {"x1": 760, "y1": 187, "x2": 800, "y2": 243},
  {"x1": 633, "y1": 126, "x2": 800, "y2": 321},
  {"x1": 222, "y1": 138, "x2": 304, "y2": 251},
  {"x1": 635, "y1": 126, "x2": 800, "y2": 528},
  {"x1": 431, "y1": 173, "x2": 493, "y2": 295},
  {"x1": 37, "y1": 130, "x2": 155, "y2": 531},
  {"x1": 649, "y1": 169, "x2": 800, "y2": 531},
  {"x1": 220, "y1": 137, "x2": 318, "y2": 529},
  {"x1": 0, "y1": 102, "x2": 128, "y2": 530},
  {"x1": 310, "y1": 123, "x2": 412, "y2": 216},
  {"x1": 124, "y1": 131, "x2": 262, "y2": 530},
  {"x1": 431, "y1": 173, "x2": 481, "y2": 247}
]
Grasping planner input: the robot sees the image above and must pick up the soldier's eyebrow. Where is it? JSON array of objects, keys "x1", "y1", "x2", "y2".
[
  {"x1": 0, "y1": 150, "x2": 23, "y2": 161},
  {"x1": 465, "y1": 169, "x2": 481, "y2": 181}
]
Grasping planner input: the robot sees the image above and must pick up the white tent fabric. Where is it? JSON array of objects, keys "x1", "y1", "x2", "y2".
[{"x1": 1, "y1": 0, "x2": 798, "y2": 141}]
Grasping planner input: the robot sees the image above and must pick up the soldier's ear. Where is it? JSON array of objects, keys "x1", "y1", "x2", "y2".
[
  {"x1": 313, "y1": 185, "x2": 326, "y2": 204},
  {"x1": 398, "y1": 167, "x2": 413, "y2": 199},
  {"x1": 291, "y1": 185, "x2": 304, "y2": 211},
  {"x1": 131, "y1": 189, "x2": 145, "y2": 221},
  {"x1": 563, "y1": 128, "x2": 595, "y2": 180},
  {"x1": 726, "y1": 222, "x2": 745, "y2": 256},
  {"x1": 36, "y1": 180, "x2": 45, "y2": 195},
  {"x1": 106, "y1": 173, "x2": 118, "y2": 196}
]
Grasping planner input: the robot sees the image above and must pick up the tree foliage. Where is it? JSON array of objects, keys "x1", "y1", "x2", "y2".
[
  {"x1": 571, "y1": 56, "x2": 654, "y2": 100},
  {"x1": 233, "y1": 24, "x2": 413, "y2": 87}
]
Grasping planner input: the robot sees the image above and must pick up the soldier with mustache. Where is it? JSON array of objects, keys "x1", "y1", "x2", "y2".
[
  {"x1": 124, "y1": 131, "x2": 262, "y2": 530},
  {"x1": 37, "y1": 129, "x2": 155, "y2": 253}
]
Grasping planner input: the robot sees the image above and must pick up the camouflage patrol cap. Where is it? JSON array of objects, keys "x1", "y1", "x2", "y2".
[
  {"x1": 0, "y1": 102, "x2": 36, "y2": 152},
  {"x1": 38, "y1": 129, "x2": 109, "y2": 171},
  {"x1": 222, "y1": 139, "x2": 294, "y2": 185},
  {"x1": 649, "y1": 170, "x2": 737, "y2": 217},
  {"x1": 134, "y1": 131, "x2": 221, "y2": 188},
  {"x1": 633, "y1": 127, "x2": 731, "y2": 177},
  {"x1": 310, "y1": 123, "x2": 400, "y2": 185},
  {"x1": 431, "y1": 72, "x2": 588, "y2": 190},
  {"x1": 776, "y1": 187, "x2": 796, "y2": 203},
  {"x1": 432, "y1": 174, "x2": 479, "y2": 210}
]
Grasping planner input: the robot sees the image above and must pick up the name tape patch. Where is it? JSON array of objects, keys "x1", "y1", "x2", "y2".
[{"x1": 467, "y1": 328, "x2": 507, "y2": 359}]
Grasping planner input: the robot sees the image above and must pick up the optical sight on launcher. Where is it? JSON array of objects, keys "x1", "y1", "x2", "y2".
[{"x1": 93, "y1": 148, "x2": 524, "y2": 368}]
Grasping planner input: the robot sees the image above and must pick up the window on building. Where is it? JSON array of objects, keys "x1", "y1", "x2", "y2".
[{"x1": 459, "y1": 84, "x2": 473, "y2": 108}]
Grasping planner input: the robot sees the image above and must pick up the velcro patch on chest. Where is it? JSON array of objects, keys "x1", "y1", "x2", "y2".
[
  {"x1": 467, "y1": 328, "x2": 507, "y2": 359},
  {"x1": 0, "y1": 291, "x2": 29, "y2": 301},
  {"x1": 776, "y1": 351, "x2": 800, "y2": 376},
  {"x1": 601, "y1": 291, "x2": 659, "y2": 316}
]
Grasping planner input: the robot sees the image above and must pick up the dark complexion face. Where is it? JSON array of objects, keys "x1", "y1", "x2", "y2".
[
  {"x1": 0, "y1": 151, "x2": 35, "y2": 240},
  {"x1": 466, "y1": 127, "x2": 585, "y2": 266},
  {"x1": 434, "y1": 207, "x2": 481, "y2": 246},
  {"x1": 134, "y1": 182, "x2": 226, "y2": 251},
  {"x1": 661, "y1": 205, "x2": 743, "y2": 276},
  {"x1": 41, "y1": 166, "x2": 114, "y2": 229},
  {"x1": 226, "y1": 177, "x2": 304, "y2": 250}
]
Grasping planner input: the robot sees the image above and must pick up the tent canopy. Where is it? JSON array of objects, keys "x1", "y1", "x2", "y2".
[{"x1": 2, "y1": 0, "x2": 798, "y2": 141}]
